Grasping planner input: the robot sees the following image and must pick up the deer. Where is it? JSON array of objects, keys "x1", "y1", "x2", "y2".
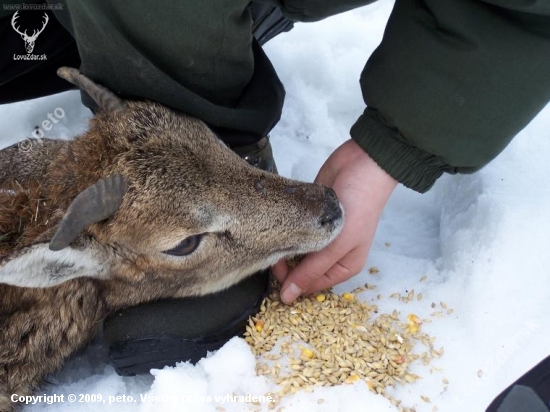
[
  {"x1": 0, "y1": 67, "x2": 343, "y2": 411},
  {"x1": 11, "y1": 11, "x2": 49, "y2": 54}
]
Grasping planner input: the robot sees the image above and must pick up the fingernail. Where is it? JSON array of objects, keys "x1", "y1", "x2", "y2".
[{"x1": 281, "y1": 282, "x2": 302, "y2": 305}]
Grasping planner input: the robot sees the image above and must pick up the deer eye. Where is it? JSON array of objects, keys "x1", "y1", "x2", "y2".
[{"x1": 163, "y1": 235, "x2": 202, "y2": 256}]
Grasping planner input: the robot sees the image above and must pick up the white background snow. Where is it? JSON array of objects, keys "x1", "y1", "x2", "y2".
[{"x1": 1, "y1": 0, "x2": 549, "y2": 411}]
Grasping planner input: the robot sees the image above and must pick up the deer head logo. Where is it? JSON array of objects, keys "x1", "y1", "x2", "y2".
[{"x1": 11, "y1": 11, "x2": 49, "y2": 54}]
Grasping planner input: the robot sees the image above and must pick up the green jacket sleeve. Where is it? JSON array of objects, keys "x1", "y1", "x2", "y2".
[{"x1": 350, "y1": 0, "x2": 550, "y2": 192}]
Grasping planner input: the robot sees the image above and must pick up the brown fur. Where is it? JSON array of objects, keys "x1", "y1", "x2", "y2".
[{"x1": 0, "y1": 101, "x2": 343, "y2": 411}]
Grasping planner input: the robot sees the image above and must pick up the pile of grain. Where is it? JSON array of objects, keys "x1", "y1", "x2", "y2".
[{"x1": 244, "y1": 281, "x2": 446, "y2": 411}]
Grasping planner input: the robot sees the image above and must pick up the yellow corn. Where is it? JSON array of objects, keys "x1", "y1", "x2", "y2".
[
  {"x1": 254, "y1": 320, "x2": 264, "y2": 332},
  {"x1": 407, "y1": 314, "x2": 421, "y2": 333},
  {"x1": 344, "y1": 375, "x2": 360, "y2": 384},
  {"x1": 342, "y1": 293, "x2": 354, "y2": 301}
]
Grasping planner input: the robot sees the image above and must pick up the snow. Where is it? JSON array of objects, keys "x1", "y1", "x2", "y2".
[{"x1": 1, "y1": 0, "x2": 549, "y2": 411}]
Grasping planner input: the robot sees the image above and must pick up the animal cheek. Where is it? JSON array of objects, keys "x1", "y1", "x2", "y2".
[
  {"x1": 133, "y1": 254, "x2": 152, "y2": 271},
  {"x1": 112, "y1": 256, "x2": 149, "y2": 282}
]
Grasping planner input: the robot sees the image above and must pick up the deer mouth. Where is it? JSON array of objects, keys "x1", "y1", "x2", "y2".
[{"x1": 271, "y1": 207, "x2": 344, "y2": 258}]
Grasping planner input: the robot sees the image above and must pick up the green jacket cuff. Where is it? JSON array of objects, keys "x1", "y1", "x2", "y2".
[{"x1": 350, "y1": 108, "x2": 455, "y2": 193}]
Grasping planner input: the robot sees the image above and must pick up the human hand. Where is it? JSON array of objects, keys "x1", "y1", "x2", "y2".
[{"x1": 272, "y1": 139, "x2": 397, "y2": 304}]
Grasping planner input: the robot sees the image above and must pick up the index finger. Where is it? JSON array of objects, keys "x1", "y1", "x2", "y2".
[{"x1": 280, "y1": 244, "x2": 343, "y2": 304}]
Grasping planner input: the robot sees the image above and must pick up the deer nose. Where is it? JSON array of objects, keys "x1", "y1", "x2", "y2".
[{"x1": 320, "y1": 188, "x2": 342, "y2": 226}]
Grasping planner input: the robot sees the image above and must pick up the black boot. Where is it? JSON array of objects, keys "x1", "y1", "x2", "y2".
[
  {"x1": 104, "y1": 270, "x2": 270, "y2": 375},
  {"x1": 486, "y1": 355, "x2": 550, "y2": 412}
]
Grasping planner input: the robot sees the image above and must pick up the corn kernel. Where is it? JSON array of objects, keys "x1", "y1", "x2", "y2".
[
  {"x1": 342, "y1": 293, "x2": 354, "y2": 301},
  {"x1": 407, "y1": 314, "x2": 421, "y2": 324},
  {"x1": 301, "y1": 348, "x2": 315, "y2": 359},
  {"x1": 316, "y1": 294, "x2": 326, "y2": 302},
  {"x1": 407, "y1": 313, "x2": 421, "y2": 333},
  {"x1": 255, "y1": 320, "x2": 264, "y2": 332},
  {"x1": 344, "y1": 375, "x2": 360, "y2": 384}
]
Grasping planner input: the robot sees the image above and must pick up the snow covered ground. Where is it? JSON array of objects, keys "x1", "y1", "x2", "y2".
[{"x1": 1, "y1": 0, "x2": 549, "y2": 411}]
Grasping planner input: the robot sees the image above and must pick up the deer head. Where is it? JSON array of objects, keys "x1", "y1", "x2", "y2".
[{"x1": 0, "y1": 68, "x2": 344, "y2": 299}]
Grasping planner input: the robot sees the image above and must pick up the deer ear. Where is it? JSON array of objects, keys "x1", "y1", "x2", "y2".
[{"x1": 0, "y1": 242, "x2": 108, "y2": 288}]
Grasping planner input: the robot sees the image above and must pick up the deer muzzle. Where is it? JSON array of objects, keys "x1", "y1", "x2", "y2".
[{"x1": 319, "y1": 188, "x2": 342, "y2": 226}]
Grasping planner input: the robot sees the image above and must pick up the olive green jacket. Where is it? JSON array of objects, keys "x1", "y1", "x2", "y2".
[{"x1": 3, "y1": 1, "x2": 550, "y2": 192}]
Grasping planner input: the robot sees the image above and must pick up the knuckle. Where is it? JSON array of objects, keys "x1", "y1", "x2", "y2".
[{"x1": 302, "y1": 269, "x2": 324, "y2": 283}]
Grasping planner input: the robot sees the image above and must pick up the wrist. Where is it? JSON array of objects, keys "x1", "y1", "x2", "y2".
[{"x1": 336, "y1": 139, "x2": 398, "y2": 200}]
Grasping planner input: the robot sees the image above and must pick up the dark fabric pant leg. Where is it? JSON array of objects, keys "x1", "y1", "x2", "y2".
[{"x1": 486, "y1": 355, "x2": 550, "y2": 412}]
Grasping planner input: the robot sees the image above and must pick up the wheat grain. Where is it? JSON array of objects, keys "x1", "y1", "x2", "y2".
[{"x1": 244, "y1": 281, "x2": 443, "y2": 412}]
